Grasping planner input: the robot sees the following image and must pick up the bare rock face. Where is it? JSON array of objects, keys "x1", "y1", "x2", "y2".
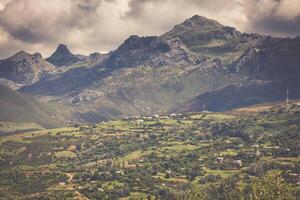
[
  {"x1": 46, "y1": 44, "x2": 81, "y2": 67},
  {"x1": 0, "y1": 51, "x2": 57, "y2": 84}
]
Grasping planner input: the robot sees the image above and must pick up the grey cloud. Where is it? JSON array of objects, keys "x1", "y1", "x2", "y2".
[
  {"x1": 244, "y1": 0, "x2": 300, "y2": 36},
  {"x1": 76, "y1": 0, "x2": 115, "y2": 12},
  {"x1": 7, "y1": 26, "x2": 44, "y2": 43},
  {"x1": 77, "y1": 0, "x2": 101, "y2": 12},
  {"x1": 126, "y1": 0, "x2": 167, "y2": 18},
  {"x1": 125, "y1": 0, "x2": 242, "y2": 19},
  {"x1": 0, "y1": 0, "x2": 109, "y2": 44},
  {"x1": 252, "y1": 15, "x2": 300, "y2": 36},
  {"x1": 0, "y1": 0, "x2": 68, "y2": 43}
]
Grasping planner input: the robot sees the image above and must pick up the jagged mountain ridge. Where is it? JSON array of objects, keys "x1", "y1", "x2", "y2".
[
  {"x1": 0, "y1": 51, "x2": 57, "y2": 85},
  {"x1": 2, "y1": 15, "x2": 300, "y2": 122}
]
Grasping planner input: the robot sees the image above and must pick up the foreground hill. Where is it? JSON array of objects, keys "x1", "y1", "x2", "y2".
[
  {"x1": 0, "y1": 103, "x2": 299, "y2": 199},
  {"x1": 0, "y1": 85, "x2": 76, "y2": 128}
]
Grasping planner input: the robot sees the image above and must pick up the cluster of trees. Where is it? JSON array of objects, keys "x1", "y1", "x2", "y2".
[
  {"x1": 187, "y1": 176, "x2": 297, "y2": 200},
  {"x1": 0, "y1": 171, "x2": 66, "y2": 195}
]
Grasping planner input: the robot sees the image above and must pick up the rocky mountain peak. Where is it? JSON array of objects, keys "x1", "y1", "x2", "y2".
[
  {"x1": 11, "y1": 50, "x2": 31, "y2": 60},
  {"x1": 164, "y1": 15, "x2": 224, "y2": 37},
  {"x1": 161, "y1": 15, "x2": 236, "y2": 43},
  {"x1": 46, "y1": 44, "x2": 80, "y2": 67},
  {"x1": 161, "y1": 15, "x2": 262, "y2": 60},
  {"x1": 181, "y1": 15, "x2": 223, "y2": 29},
  {"x1": 0, "y1": 51, "x2": 56, "y2": 84},
  {"x1": 50, "y1": 44, "x2": 73, "y2": 58},
  {"x1": 55, "y1": 44, "x2": 73, "y2": 56}
]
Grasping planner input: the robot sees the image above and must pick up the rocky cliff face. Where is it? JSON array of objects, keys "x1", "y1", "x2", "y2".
[{"x1": 0, "y1": 51, "x2": 56, "y2": 84}]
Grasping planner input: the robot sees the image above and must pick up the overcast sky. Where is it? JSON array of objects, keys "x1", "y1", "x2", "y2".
[{"x1": 0, "y1": 0, "x2": 299, "y2": 59}]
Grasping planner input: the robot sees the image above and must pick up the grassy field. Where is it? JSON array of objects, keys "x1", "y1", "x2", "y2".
[{"x1": 0, "y1": 121, "x2": 43, "y2": 133}]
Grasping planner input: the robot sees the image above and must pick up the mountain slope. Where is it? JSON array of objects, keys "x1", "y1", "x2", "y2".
[
  {"x1": 174, "y1": 79, "x2": 300, "y2": 112},
  {"x1": 0, "y1": 84, "x2": 75, "y2": 128},
  {"x1": 0, "y1": 51, "x2": 56, "y2": 85}
]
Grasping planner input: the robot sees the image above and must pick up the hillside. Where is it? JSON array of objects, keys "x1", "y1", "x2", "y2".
[
  {"x1": 0, "y1": 85, "x2": 76, "y2": 128},
  {"x1": 0, "y1": 103, "x2": 299, "y2": 199},
  {"x1": 175, "y1": 81, "x2": 300, "y2": 112}
]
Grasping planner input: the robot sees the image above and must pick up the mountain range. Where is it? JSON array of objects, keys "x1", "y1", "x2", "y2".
[{"x1": 0, "y1": 15, "x2": 299, "y2": 127}]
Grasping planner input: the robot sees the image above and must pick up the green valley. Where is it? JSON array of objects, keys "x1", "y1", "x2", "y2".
[{"x1": 0, "y1": 102, "x2": 299, "y2": 199}]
